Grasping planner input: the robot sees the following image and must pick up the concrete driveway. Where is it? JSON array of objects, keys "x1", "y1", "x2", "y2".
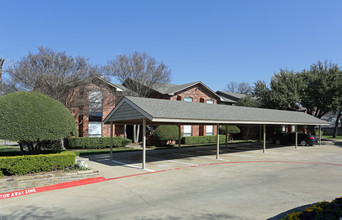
[{"x1": 1, "y1": 141, "x2": 342, "y2": 220}]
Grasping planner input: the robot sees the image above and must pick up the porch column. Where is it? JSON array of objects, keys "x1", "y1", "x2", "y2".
[
  {"x1": 259, "y1": 125, "x2": 262, "y2": 146},
  {"x1": 263, "y1": 124, "x2": 266, "y2": 153},
  {"x1": 124, "y1": 124, "x2": 127, "y2": 138},
  {"x1": 216, "y1": 123, "x2": 220, "y2": 159},
  {"x1": 295, "y1": 125, "x2": 298, "y2": 149},
  {"x1": 319, "y1": 125, "x2": 322, "y2": 146},
  {"x1": 110, "y1": 122, "x2": 113, "y2": 160},
  {"x1": 142, "y1": 119, "x2": 146, "y2": 169},
  {"x1": 133, "y1": 125, "x2": 136, "y2": 143},
  {"x1": 225, "y1": 124, "x2": 228, "y2": 147},
  {"x1": 178, "y1": 123, "x2": 181, "y2": 154}
]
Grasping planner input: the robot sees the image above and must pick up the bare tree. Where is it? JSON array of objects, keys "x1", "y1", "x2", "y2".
[
  {"x1": 0, "y1": 58, "x2": 4, "y2": 95},
  {"x1": 4, "y1": 47, "x2": 111, "y2": 124},
  {"x1": 105, "y1": 51, "x2": 171, "y2": 98},
  {"x1": 105, "y1": 51, "x2": 171, "y2": 143},
  {"x1": 225, "y1": 81, "x2": 252, "y2": 94}
]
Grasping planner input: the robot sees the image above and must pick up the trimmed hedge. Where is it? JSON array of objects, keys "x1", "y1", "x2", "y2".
[
  {"x1": 0, "y1": 91, "x2": 77, "y2": 143},
  {"x1": 153, "y1": 125, "x2": 181, "y2": 146},
  {"x1": 0, "y1": 151, "x2": 76, "y2": 176},
  {"x1": 283, "y1": 197, "x2": 342, "y2": 220},
  {"x1": 182, "y1": 135, "x2": 228, "y2": 145},
  {"x1": 66, "y1": 137, "x2": 132, "y2": 149}
]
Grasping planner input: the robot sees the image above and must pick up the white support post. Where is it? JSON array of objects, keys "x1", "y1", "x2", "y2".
[
  {"x1": 142, "y1": 119, "x2": 146, "y2": 169},
  {"x1": 225, "y1": 124, "x2": 228, "y2": 147},
  {"x1": 295, "y1": 125, "x2": 298, "y2": 149},
  {"x1": 263, "y1": 124, "x2": 266, "y2": 153},
  {"x1": 216, "y1": 124, "x2": 220, "y2": 159},
  {"x1": 178, "y1": 123, "x2": 181, "y2": 154},
  {"x1": 133, "y1": 124, "x2": 136, "y2": 143},
  {"x1": 319, "y1": 125, "x2": 322, "y2": 146},
  {"x1": 259, "y1": 125, "x2": 262, "y2": 146},
  {"x1": 110, "y1": 122, "x2": 113, "y2": 160},
  {"x1": 124, "y1": 124, "x2": 127, "y2": 138}
]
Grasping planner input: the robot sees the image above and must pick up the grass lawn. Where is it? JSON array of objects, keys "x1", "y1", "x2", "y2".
[
  {"x1": 71, "y1": 147, "x2": 139, "y2": 156},
  {"x1": 0, "y1": 145, "x2": 20, "y2": 153},
  {"x1": 0, "y1": 140, "x2": 257, "y2": 156},
  {"x1": 322, "y1": 135, "x2": 342, "y2": 140}
]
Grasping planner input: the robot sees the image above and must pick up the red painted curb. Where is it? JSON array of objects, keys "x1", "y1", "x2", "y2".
[
  {"x1": 0, "y1": 177, "x2": 107, "y2": 200},
  {"x1": 1, "y1": 160, "x2": 342, "y2": 200}
]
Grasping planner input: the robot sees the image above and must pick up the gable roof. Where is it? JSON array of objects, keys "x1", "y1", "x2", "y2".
[
  {"x1": 104, "y1": 96, "x2": 329, "y2": 126},
  {"x1": 155, "y1": 81, "x2": 222, "y2": 99},
  {"x1": 216, "y1": 91, "x2": 248, "y2": 103},
  {"x1": 94, "y1": 76, "x2": 127, "y2": 92}
]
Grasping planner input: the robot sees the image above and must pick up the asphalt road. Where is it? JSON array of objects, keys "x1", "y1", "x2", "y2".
[{"x1": 1, "y1": 141, "x2": 342, "y2": 220}]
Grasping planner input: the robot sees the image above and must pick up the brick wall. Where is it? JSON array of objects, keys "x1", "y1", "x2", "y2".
[
  {"x1": 69, "y1": 82, "x2": 121, "y2": 138},
  {"x1": 170, "y1": 84, "x2": 220, "y2": 136},
  {"x1": 0, "y1": 170, "x2": 99, "y2": 194}
]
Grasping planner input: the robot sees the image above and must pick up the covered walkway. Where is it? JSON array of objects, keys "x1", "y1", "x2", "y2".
[{"x1": 104, "y1": 96, "x2": 329, "y2": 169}]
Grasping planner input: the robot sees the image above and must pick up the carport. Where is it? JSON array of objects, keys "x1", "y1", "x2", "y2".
[{"x1": 104, "y1": 96, "x2": 329, "y2": 169}]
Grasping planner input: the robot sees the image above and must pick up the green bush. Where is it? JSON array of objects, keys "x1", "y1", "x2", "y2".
[
  {"x1": 66, "y1": 137, "x2": 132, "y2": 149},
  {"x1": 221, "y1": 125, "x2": 241, "y2": 134},
  {"x1": 283, "y1": 197, "x2": 342, "y2": 220},
  {"x1": 0, "y1": 151, "x2": 76, "y2": 176},
  {"x1": 0, "y1": 91, "x2": 77, "y2": 154},
  {"x1": 182, "y1": 135, "x2": 228, "y2": 145},
  {"x1": 153, "y1": 125, "x2": 181, "y2": 146}
]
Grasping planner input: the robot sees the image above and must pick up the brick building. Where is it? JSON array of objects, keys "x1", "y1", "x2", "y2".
[{"x1": 71, "y1": 77, "x2": 223, "y2": 139}]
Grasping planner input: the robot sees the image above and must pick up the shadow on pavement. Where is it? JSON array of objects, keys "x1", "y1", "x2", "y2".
[
  {"x1": 80, "y1": 142, "x2": 299, "y2": 167},
  {"x1": 134, "y1": 212, "x2": 242, "y2": 220},
  {"x1": 0, "y1": 206, "x2": 83, "y2": 220}
]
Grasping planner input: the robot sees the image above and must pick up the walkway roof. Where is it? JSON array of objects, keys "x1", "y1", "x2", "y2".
[{"x1": 104, "y1": 96, "x2": 329, "y2": 126}]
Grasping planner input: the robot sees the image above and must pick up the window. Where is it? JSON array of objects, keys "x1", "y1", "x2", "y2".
[
  {"x1": 184, "y1": 125, "x2": 192, "y2": 136},
  {"x1": 291, "y1": 125, "x2": 296, "y2": 132},
  {"x1": 88, "y1": 122, "x2": 102, "y2": 137},
  {"x1": 206, "y1": 125, "x2": 213, "y2": 136},
  {"x1": 206, "y1": 100, "x2": 214, "y2": 135},
  {"x1": 282, "y1": 125, "x2": 286, "y2": 133},
  {"x1": 88, "y1": 90, "x2": 103, "y2": 136},
  {"x1": 89, "y1": 90, "x2": 102, "y2": 113},
  {"x1": 184, "y1": 97, "x2": 193, "y2": 102}
]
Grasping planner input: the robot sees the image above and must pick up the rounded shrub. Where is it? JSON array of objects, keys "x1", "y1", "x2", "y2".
[
  {"x1": 0, "y1": 91, "x2": 77, "y2": 154},
  {"x1": 153, "y1": 125, "x2": 181, "y2": 146}
]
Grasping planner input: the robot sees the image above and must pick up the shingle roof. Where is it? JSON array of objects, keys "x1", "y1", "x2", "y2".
[
  {"x1": 155, "y1": 81, "x2": 201, "y2": 95},
  {"x1": 104, "y1": 96, "x2": 329, "y2": 126},
  {"x1": 127, "y1": 79, "x2": 221, "y2": 98},
  {"x1": 216, "y1": 91, "x2": 247, "y2": 102},
  {"x1": 94, "y1": 76, "x2": 127, "y2": 92}
]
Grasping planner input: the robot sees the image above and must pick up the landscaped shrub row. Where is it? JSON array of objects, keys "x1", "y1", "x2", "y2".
[
  {"x1": 66, "y1": 137, "x2": 132, "y2": 149},
  {"x1": 0, "y1": 151, "x2": 76, "y2": 176},
  {"x1": 182, "y1": 135, "x2": 228, "y2": 145},
  {"x1": 283, "y1": 197, "x2": 342, "y2": 220}
]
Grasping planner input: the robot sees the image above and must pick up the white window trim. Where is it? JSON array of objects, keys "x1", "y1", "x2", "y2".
[
  {"x1": 184, "y1": 97, "x2": 193, "y2": 102},
  {"x1": 206, "y1": 125, "x2": 213, "y2": 136},
  {"x1": 183, "y1": 125, "x2": 192, "y2": 136},
  {"x1": 88, "y1": 122, "x2": 102, "y2": 137}
]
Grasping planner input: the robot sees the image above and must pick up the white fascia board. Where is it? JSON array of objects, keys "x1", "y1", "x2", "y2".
[{"x1": 151, "y1": 118, "x2": 329, "y2": 126}]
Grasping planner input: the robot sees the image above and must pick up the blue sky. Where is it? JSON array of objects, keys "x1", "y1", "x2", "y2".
[{"x1": 1, "y1": 0, "x2": 342, "y2": 91}]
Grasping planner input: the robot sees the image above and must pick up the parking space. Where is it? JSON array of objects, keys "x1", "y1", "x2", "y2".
[
  {"x1": 2, "y1": 141, "x2": 342, "y2": 220},
  {"x1": 82, "y1": 142, "x2": 334, "y2": 175}
]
